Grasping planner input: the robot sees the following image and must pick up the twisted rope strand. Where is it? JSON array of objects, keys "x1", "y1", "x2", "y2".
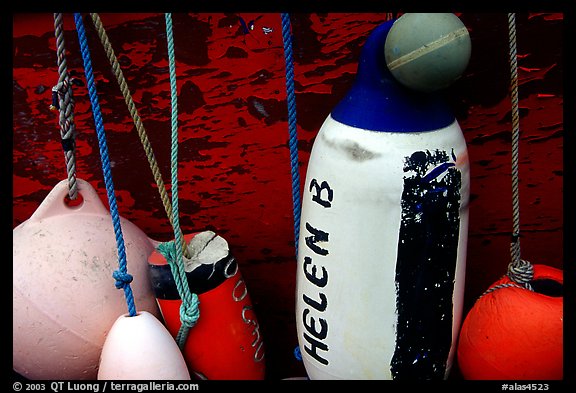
[
  {"x1": 75, "y1": 13, "x2": 137, "y2": 316},
  {"x1": 481, "y1": 282, "x2": 527, "y2": 297},
  {"x1": 479, "y1": 13, "x2": 534, "y2": 300},
  {"x1": 165, "y1": 12, "x2": 200, "y2": 348},
  {"x1": 509, "y1": 13, "x2": 521, "y2": 264},
  {"x1": 281, "y1": 13, "x2": 302, "y2": 258},
  {"x1": 53, "y1": 13, "x2": 78, "y2": 200},
  {"x1": 507, "y1": 13, "x2": 533, "y2": 290},
  {"x1": 89, "y1": 13, "x2": 190, "y2": 259}
]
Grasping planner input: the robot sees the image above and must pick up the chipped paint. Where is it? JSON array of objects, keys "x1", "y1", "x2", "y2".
[{"x1": 12, "y1": 13, "x2": 563, "y2": 380}]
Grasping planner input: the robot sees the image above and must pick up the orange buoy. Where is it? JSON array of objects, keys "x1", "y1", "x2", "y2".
[
  {"x1": 457, "y1": 264, "x2": 563, "y2": 380},
  {"x1": 13, "y1": 179, "x2": 161, "y2": 380},
  {"x1": 97, "y1": 311, "x2": 190, "y2": 380},
  {"x1": 148, "y1": 231, "x2": 266, "y2": 380}
]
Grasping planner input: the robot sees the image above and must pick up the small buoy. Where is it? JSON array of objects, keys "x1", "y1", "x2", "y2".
[
  {"x1": 296, "y1": 19, "x2": 470, "y2": 380},
  {"x1": 457, "y1": 264, "x2": 563, "y2": 380},
  {"x1": 384, "y1": 13, "x2": 471, "y2": 92},
  {"x1": 97, "y1": 311, "x2": 190, "y2": 380},
  {"x1": 148, "y1": 231, "x2": 266, "y2": 380},
  {"x1": 13, "y1": 179, "x2": 161, "y2": 380}
]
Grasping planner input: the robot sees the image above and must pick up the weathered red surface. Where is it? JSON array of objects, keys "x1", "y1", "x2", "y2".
[{"x1": 13, "y1": 13, "x2": 563, "y2": 379}]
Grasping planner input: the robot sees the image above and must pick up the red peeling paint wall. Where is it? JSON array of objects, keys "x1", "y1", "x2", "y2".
[{"x1": 12, "y1": 13, "x2": 563, "y2": 379}]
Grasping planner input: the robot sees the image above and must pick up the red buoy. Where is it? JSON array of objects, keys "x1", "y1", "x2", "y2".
[
  {"x1": 457, "y1": 264, "x2": 563, "y2": 380},
  {"x1": 148, "y1": 232, "x2": 266, "y2": 380}
]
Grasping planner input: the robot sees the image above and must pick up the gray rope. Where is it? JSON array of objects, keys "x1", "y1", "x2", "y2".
[
  {"x1": 507, "y1": 13, "x2": 533, "y2": 291},
  {"x1": 478, "y1": 13, "x2": 534, "y2": 300},
  {"x1": 52, "y1": 13, "x2": 78, "y2": 200},
  {"x1": 481, "y1": 282, "x2": 527, "y2": 297}
]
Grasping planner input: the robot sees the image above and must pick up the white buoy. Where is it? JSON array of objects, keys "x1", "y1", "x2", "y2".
[
  {"x1": 97, "y1": 311, "x2": 190, "y2": 380},
  {"x1": 13, "y1": 178, "x2": 161, "y2": 380},
  {"x1": 295, "y1": 19, "x2": 470, "y2": 380}
]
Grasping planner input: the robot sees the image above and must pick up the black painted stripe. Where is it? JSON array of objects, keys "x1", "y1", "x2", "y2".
[
  {"x1": 149, "y1": 254, "x2": 237, "y2": 299},
  {"x1": 391, "y1": 149, "x2": 461, "y2": 380}
]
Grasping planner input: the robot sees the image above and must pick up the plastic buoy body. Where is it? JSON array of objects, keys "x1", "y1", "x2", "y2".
[
  {"x1": 13, "y1": 179, "x2": 160, "y2": 380},
  {"x1": 98, "y1": 311, "x2": 190, "y2": 380},
  {"x1": 296, "y1": 117, "x2": 469, "y2": 380},
  {"x1": 295, "y1": 20, "x2": 470, "y2": 380},
  {"x1": 148, "y1": 232, "x2": 266, "y2": 380},
  {"x1": 457, "y1": 264, "x2": 563, "y2": 380}
]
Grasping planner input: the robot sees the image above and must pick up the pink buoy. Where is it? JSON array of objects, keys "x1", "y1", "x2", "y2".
[
  {"x1": 97, "y1": 311, "x2": 190, "y2": 380},
  {"x1": 13, "y1": 178, "x2": 161, "y2": 380}
]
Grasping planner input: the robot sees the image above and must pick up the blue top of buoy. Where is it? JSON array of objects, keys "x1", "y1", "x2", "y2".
[{"x1": 331, "y1": 20, "x2": 455, "y2": 133}]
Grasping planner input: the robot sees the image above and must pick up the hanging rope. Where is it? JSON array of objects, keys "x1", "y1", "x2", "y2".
[
  {"x1": 88, "y1": 13, "x2": 190, "y2": 259},
  {"x1": 74, "y1": 13, "x2": 137, "y2": 317},
  {"x1": 506, "y1": 13, "x2": 534, "y2": 290},
  {"x1": 84, "y1": 12, "x2": 200, "y2": 343},
  {"x1": 482, "y1": 13, "x2": 534, "y2": 297},
  {"x1": 51, "y1": 13, "x2": 78, "y2": 201},
  {"x1": 281, "y1": 13, "x2": 302, "y2": 258},
  {"x1": 162, "y1": 12, "x2": 200, "y2": 348}
]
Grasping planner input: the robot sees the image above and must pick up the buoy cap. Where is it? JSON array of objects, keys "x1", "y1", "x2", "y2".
[
  {"x1": 384, "y1": 13, "x2": 471, "y2": 93},
  {"x1": 331, "y1": 19, "x2": 456, "y2": 133}
]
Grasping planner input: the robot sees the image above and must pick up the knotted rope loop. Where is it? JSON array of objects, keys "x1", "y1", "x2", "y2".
[
  {"x1": 50, "y1": 80, "x2": 67, "y2": 111},
  {"x1": 52, "y1": 80, "x2": 77, "y2": 154},
  {"x1": 175, "y1": 303, "x2": 200, "y2": 348},
  {"x1": 507, "y1": 258, "x2": 534, "y2": 290},
  {"x1": 113, "y1": 270, "x2": 134, "y2": 290},
  {"x1": 157, "y1": 239, "x2": 201, "y2": 349},
  {"x1": 179, "y1": 302, "x2": 200, "y2": 329}
]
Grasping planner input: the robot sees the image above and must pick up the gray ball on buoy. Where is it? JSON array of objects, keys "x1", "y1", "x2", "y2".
[{"x1": 384, "y1": 13, "x2": 472, "y2": 92}]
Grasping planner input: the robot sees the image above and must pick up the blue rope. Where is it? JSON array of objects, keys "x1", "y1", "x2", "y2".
[
  {"x1": 294, "y1": 345, "x2": 302, "y2": 361},
  {"x1": 74, "y1": 13, "x2": 137, "y2": 317},
  {"x1": 165, "y1": 12, "x2": 200, "y2": 348},
  {"x1": 281, "y1": 13, "x2": 302, "y2": 257}
]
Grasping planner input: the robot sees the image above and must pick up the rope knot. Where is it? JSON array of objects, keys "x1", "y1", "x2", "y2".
[
  {"x1": 112, "y1": 270, "x2": 133, "y2": 289},
  {"x1": 50, "y1": 80, "x2": 72, "y2": 110},
  {"x1": 54, "y1": 79, "x2": 70, "y2": 94},
  {"x1": 50, "y1": 86, "x2": 60, "y2": 111},
  {"x1": 507, "y1": 259, "x2": 534, "y2": 289},
  {"x1": 179, "y1": 301, "x2": 200, "y2": 328}
]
